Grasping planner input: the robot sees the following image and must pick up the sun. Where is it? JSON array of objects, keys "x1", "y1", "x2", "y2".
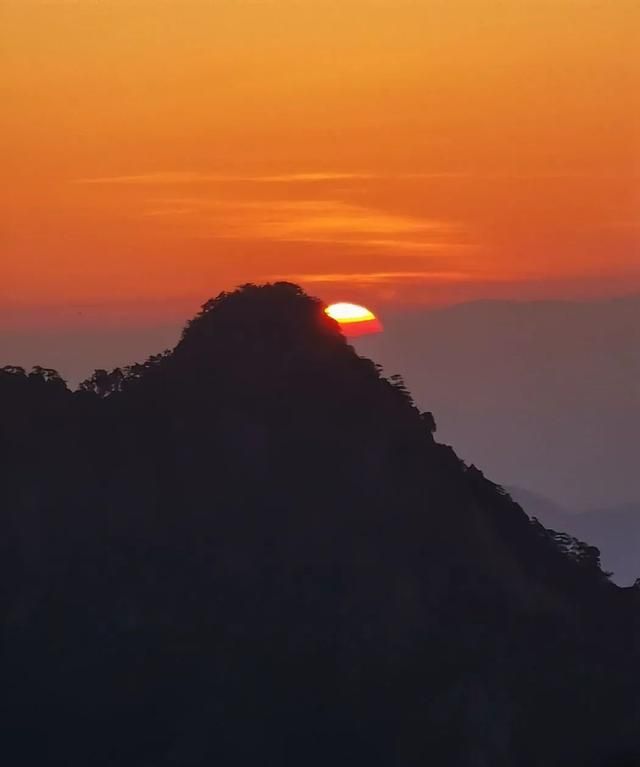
[{"x1": 325, "y1": 302, "x2": 383, "y2": 337}]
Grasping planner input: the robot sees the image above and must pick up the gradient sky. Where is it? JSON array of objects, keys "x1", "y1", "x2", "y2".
[{"x1": 2, "y1": 0, "x2": 639, "y2": 330}]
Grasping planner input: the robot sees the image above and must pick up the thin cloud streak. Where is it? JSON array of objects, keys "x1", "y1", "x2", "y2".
[
  {"x1": 73, "y1": 171, "x2": 469, "y2": 185},
  {"x1": 275, "y1": 271, "x2": 497, "y2": 285},
  {"x1": 140, "y1": 197, "x2": 467, "y2": 251},
  {"x1": 253, "y1": 212, "x2": 449, "y2": 238},
  {"x1": 73, "y1": 170, "x2": 631, "y2": 186},
  {"x1": 75, "y1": 172, "x2": 377, "y2": 185},
  {"x1": 245, "y1": 237, "x2": 471, "y2": 252}
]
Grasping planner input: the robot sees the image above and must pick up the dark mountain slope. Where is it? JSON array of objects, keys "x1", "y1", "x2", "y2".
[
  {"x1": 1, "y1": 283, "x2": 638, "y2": 767},
  {"x1": 509, "y1": 487, "x2": 640, "y2": 587}
]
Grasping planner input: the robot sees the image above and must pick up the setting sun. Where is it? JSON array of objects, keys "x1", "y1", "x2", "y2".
[{"x1": 325, "y1": 303, "x2": 382, "y2": 337}]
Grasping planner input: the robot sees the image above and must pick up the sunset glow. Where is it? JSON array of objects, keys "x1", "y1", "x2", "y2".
[{"x1": 1, "y1": 0, "x2": 638, "y2": 331}]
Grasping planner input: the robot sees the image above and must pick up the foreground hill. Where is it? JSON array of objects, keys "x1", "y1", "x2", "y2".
[{"x1": 1, "y1": 283, "x2": 638, "y2": 766}]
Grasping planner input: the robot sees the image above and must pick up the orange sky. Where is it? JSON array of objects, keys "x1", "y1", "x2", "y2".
[{"x1": 2, "y1": 0, "x2": 639, "y2": 327}]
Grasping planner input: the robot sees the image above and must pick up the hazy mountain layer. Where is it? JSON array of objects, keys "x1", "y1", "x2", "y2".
[{"x1": 356, "y1": 295, "x2": 640, "y2": 509}]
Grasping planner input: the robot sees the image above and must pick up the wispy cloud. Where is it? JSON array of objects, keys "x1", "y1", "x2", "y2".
[
  {"x1": 140, "y1": 197, "x2": 467, "y2": 252},
  {"x1": 74, "y1": 170, "x2": 468, "y2": 186},
  {"x1": 74, "y1": 172, "x2": 379, "y2": 185},
  {"x1": 248, "y1": 204, "x2": 450, "y2": 240},
  {"x1": 273, "y1": 271, "x2": 481, "y2": 284},
  {"x1": 76, "y1": 172, "x2": 474, "y2": 255},
  {"x1": 75, "y1": 169, "x2": 630, "y2": 187}
]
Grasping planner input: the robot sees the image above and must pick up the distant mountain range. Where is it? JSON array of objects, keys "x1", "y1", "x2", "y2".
[{"x1": 1, "y1": 283, "x2": 639, "y2": 766}]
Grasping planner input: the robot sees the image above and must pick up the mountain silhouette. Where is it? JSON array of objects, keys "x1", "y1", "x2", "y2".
[
  {"x1": 509, "y1": 486, "x2": 640, "y2": 587},
  {"x1": 1, "y1": 282, "x2": 639, "y2": 766}
]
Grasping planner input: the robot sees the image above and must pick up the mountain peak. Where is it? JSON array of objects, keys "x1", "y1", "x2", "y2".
[{"x1": 176, "y1": 282, "x2": 344, "y2": 356}]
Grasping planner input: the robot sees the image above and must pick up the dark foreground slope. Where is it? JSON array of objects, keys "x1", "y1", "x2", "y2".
[
  {"x1": 1, "y1": 283, "x2": 639, "y2": 766},
  {"x1": 508, "y1": 486, "x2": 640, "y2": 587}
]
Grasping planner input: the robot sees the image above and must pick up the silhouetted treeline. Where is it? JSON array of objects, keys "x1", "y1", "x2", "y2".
[{"x1": 0, "y1": 282, "x2": 638, "y2": 766}]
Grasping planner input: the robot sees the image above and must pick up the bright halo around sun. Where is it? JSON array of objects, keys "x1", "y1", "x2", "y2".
[{"x1": 325, "y1": 302, "x2": 383, "y2": 337}]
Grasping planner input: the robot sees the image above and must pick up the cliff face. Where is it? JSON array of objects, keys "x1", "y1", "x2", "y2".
[{"x1": 1, "y1": 283, "x2": 638, "y2": 767}]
